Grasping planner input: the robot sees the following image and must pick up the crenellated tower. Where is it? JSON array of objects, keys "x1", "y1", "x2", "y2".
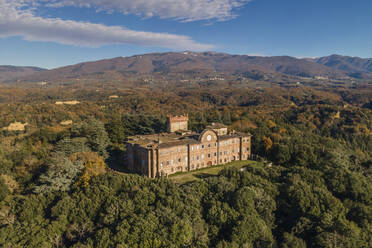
[{"x1": 167, "y1": 114, "x2": 188, "y2": 133}]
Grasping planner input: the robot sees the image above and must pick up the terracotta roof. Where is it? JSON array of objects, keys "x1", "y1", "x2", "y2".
[
  {"x1": 126, "y1": 132, "x2": 200, "y2": 149},
  {"x1": 125, "y1": 126, "x2": 251, "y2": 149}
]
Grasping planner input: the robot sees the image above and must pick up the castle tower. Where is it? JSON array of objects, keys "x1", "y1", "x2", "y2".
[{"x1": 167, "y1": 114, "x2": 188, "y2": 133}]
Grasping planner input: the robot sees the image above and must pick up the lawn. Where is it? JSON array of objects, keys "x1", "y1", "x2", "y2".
[{"x1": 169, "y1": 160, "x2": 263, "y2": 184}]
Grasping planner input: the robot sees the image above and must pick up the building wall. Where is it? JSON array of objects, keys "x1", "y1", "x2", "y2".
[
  {"x1": 167, "y1": 115, "x2": 188, "y2": 132},
  {"x1": 126, "y1": 132, "x2": 252, "y2": 178},
  {"x1": 189, "y1": 143, "x2": 215, "y2": 170},
  {"x1": 126, "y1": 144, "x2": 134, "y2": 171},
  {"x1": 212, "y1": 127, "x2": 228, "y2": 135},
  {"x1": 241, "y1": 136, "x2": 252, "y2": 160},
  {"x1": 158, "y1": 145, "x2": 188, "y2": 175},
  {"x1": 218, "y1": 137, "x2": 241, "y2": 164},
  {"x1": 169, "y1": 121, "x2": 188, "y2": 133},
  {"x1": 193, "y1": 130, "x2": 219, "y2": 169}
]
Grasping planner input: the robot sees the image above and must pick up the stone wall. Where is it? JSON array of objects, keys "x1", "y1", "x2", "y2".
[
  {"x1": 167, "y1": 115, "x2": 188, "y2": 132},
  {"x1": 125, "y1": 131, "x2": 252, "y2": 178}
]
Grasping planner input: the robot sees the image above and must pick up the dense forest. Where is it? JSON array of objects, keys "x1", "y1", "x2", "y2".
[{"x1": 0, "y1": 77, "x2": 371, "y2": 247}]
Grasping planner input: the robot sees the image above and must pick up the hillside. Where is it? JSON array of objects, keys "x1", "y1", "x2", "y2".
[
  {"x1": 15, "y1": 52, "x2": 362, "y2": 82},
  {"x1": 0, "y1": 73, "x2": 371, "y2": 247},
  {"x1": 0, "y1": 66, "x2": 46, "y2": 82},
  {"x1": 314, "y1": 54, "x2": 372, "y2": 78}
]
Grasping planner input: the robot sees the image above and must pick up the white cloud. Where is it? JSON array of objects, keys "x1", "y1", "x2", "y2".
[
  {"x1": 0, "y1": 0, "x2": 214, "y2": 50},
  {"x1": 44, "y1": 0, "x2": 251, "y2": 22}
]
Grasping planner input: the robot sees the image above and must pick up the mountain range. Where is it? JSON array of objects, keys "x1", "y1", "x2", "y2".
[{"x1": 1, "y1": 52, "x2": 372, "y2": 83}]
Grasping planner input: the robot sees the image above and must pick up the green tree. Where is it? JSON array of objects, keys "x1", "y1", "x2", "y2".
[
  {"x1": 72, "y1": 118, "x2": 110, "y2": 158},
  {"x1": 282, "y1": 232, "x2": 307, "y2": 248},
  {"x1": 0, "y1": 178, "x2": 9, "y2": 201},
  {"x1": 34, "y1": 152, "x2": 84, "y2": 194}
]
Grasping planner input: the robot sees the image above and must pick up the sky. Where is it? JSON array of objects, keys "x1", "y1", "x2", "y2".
[{"x1": 0, "y1": 0, "x2": 371, "y2": 69}]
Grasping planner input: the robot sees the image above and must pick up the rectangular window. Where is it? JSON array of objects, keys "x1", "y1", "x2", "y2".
[
  {"x1": 191, "y1": 146, "x2": 194, "y2": 151},
  {"x1": 201, "y1": 145, "x2": 204, "y2": 149},
  {"x1": 185, "y1": 157, "x2": 188, "y2": 162},
  {"x1": 197, "y1": 145, "x2": 199, "y2": 150},
  {"x1": 208, "y1": 154, "x2": 211, "y2": 158},
  {"x1": 177, "y1": 147, "x2": 181, "y2": 152},
  {"x1": 201, "y1": 154, "x2": 205, "y2": 159},
  {"x1": 167, "y1": 161, "x2": 170, "y2": 165},
  {"x1": 208, "y1": 144, "x2": 211, "y2": 148},
  {"x1": 171, "y1": 160, "x2": 174, "y2": 165},
  {"x1": 178, "y1": 158, "x2": 181, "y2": 163},
  {"x1": 160, "y1": 162, "x2": 163, "y2": 167},
  {"x1": 197, "y1": 156, "x2": 199, "y2": 160},
  {"x1": 214, "y1": 152, "x2": 217, "y2": 157}
]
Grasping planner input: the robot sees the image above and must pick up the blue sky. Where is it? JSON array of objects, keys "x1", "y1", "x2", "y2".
[{"x1": 0, "y1": 0, "x2": 371, "y2": 69}]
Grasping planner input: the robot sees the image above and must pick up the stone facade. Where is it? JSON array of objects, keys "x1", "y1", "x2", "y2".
[
  {"x1": 167, "y1": 114, "x2": 188, "y2": 133},
  {"x1": 125, "y1": 116, "x2": 252, "y2": 178}
]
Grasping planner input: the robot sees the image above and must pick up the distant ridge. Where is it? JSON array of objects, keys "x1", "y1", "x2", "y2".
[
  {"x1": 0, "y1": 65, "x2": 46, "y2": 82},
  {"x1": 313, "y1": 54, "x2": 372, "y2": 79},
  {"x1": 9, "y1": 52, "x2": 372, "y2": 82}
]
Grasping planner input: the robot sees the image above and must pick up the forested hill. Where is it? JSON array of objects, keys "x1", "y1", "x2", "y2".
[
  {"x1": 0, "y1": 65, "x2": 45, "y2": 82},
  {"x1": 13, "y1": 52, "x2": 372, "y2": 83},
  {"x1": 313, "y1": 54, "x2": 372, "y2": 79},
  {"x1": 0, "y1": 75, "x2": 371, "y2": 247},
  {"x1": 314, "y1": 54, "x2": 372, "y2": 73}
]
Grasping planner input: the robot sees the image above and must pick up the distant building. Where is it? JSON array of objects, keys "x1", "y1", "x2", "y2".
[{"x1": 125, "y1": 114, "x2": 252, "y2": 178}]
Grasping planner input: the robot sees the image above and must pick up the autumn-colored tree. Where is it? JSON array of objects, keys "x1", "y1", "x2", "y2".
[
  {"x1": 263, "y1": 136, "x2": 273, "y2": 152},
  {"x1": 71, "y1": 152, "x2": 106, "y2": 187},
  {"x1": 268, "y1": 120, "x2": 276, "y2": 129}
]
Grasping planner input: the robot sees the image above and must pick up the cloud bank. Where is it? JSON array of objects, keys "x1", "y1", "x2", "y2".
[
  {"x1": 0, "y1": 0, "x2": 215, "y2": 50},
  {"x1": 45, "y1": 0, "x2": 251, "y2": 22}
]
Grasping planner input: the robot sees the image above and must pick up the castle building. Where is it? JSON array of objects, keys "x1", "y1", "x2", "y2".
[{"x1": 125, "y1": 115, "x2": 252, "y2": 178}]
